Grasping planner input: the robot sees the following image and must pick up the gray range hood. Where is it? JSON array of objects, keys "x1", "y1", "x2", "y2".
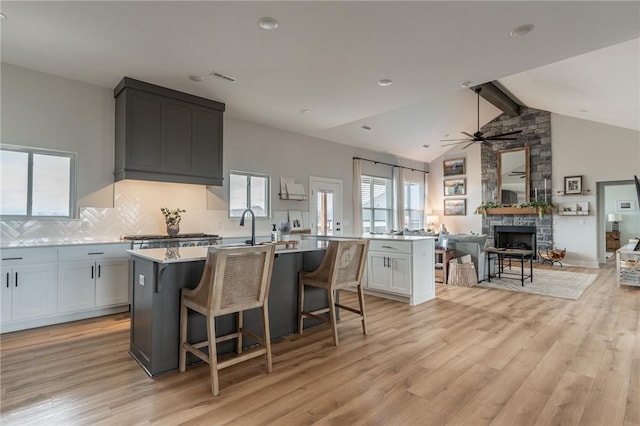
[{"x1": 114, "y1": 77, "x2": 225, "y2": 186}]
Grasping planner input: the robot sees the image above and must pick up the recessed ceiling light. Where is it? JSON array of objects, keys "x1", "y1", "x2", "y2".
[
  {"x1": 0, "y1": 13, "x2": 6, "y2": 21},
  {"x1": 188, "y1": 75, "x2": 204, "y2": 82},
  {"x1": 361, "y1": 125, "x2": 372, "y2": 131},
  {"x1": 510, "y1": 24, "x2": 535, "y2": 37},
  {"x1": 258, "y1": 16, "x2": 279, "y2": 30},
  {"x1": 579, "y1": 109, "x2": 589, "y2": 113},
  {"x1": 461, "y1": 81, "x2": 472, "y2": 88},
  {"x1": 377, "y1": 79, "x2": 392, "y2": 87},
  {"x1": 300, "y1": 109, "x2": 311, "y2": 114},
  {"x1": 443, "y1": 134, "x2": 449, "y2": 138},
  {"x1": 422, "y1": 144, "x2": 430, "y2": 149}
]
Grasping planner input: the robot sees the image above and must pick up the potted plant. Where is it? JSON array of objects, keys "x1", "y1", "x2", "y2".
[
  {"x1": 279, "y1": 221, "x2": 292, "y2": 241},
  {"x1": 161, "y1": 207, "x2": 186, "y2": 237}
]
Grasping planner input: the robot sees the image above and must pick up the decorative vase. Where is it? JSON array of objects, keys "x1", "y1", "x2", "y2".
[
  {"x1": 281, "y1": 234, "x2": 291, "y2": 242},
  {"x1": 167, "y1": 224, "x2": 180, "y2": 237}
]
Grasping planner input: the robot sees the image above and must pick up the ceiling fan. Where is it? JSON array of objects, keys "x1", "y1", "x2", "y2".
[{"x1": 441, "y1": 87, "x2": 522, "y2": 149}]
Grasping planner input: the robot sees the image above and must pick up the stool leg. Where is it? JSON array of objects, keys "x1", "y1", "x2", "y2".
[
  {"x1": 327, "y1": 288, "x2": 339, "y2": 346},
  {"x1": 179, "y1": 299, "x2": 187, "y2": 373},
  {"x1": 207, "y1": 314, "x2": 220, "y2": 396},
  {"x1": 262, "y1": 304, "x2": 272, "y2": 373},
  {"x1": 357, "y1": 283, "x2": 367, "y2": 335}
]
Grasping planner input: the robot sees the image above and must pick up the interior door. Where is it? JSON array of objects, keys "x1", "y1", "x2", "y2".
[{"x1": 309, "y1": 177, "x2": 343, "y2": 236}]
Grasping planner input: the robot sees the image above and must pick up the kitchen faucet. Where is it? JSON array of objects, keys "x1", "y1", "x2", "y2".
[{"x1": 239, "y1": 208, "x2": 256, "y2": 246}]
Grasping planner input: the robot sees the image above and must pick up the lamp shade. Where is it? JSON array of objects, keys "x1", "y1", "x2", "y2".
[{"x1": 608, "y1": 213, "x2": 622, "y2": 222}]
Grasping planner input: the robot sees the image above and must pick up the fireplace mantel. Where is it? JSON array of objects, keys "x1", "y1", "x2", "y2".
[{"x1": 484, "y1": 207, "x2": 553, "y2": 215}]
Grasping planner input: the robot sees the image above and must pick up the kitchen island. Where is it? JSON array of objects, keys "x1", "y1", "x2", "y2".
[{"x1": 128, "y1": 240, "x2": 329, "y2": 377}]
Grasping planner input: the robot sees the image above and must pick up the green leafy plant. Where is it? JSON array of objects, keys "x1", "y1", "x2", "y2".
[
  {"x1": 474, "y1": 201, "x2": 554, "y2": 218},
  {"x1": 160, "y1": 208, "x2": 186, "y2": 226}
]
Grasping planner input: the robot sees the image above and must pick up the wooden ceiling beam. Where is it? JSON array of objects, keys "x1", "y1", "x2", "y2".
[{"x1": 471, "y1": 81, "x2": 522, "y2": 117}]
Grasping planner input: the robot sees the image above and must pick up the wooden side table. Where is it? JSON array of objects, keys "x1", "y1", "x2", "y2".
[
  {"x1": 606, "y1": 231, "x2": 620, "y2": 251},
  {"x1": 435, "y1": 249, "x2": 456, "y2": 284}
]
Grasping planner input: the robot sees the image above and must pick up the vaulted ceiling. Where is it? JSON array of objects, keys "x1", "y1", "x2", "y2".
[{"x1": 1, "y1": 1, "x2": 638, "y2": 163}]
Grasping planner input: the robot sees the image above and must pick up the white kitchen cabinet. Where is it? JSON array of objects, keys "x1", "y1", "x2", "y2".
[
  {"x1": 58, "y1": 244, "x2": 130, "y2": 313},
  {"x1": 1, "y1": 248, "x2": 58, "y2": 326},
  {"x1": 367, "y1": 251, "x2": 411, "y2": 296}
]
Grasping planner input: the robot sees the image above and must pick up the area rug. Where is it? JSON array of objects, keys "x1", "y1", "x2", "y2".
[{"x1": 476, "y1": 267, "x2": 598, "y2": 300}]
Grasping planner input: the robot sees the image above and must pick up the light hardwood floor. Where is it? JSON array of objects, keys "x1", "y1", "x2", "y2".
[{"x1": 1, "y1": 262, "x2": 639, "y2": 425}]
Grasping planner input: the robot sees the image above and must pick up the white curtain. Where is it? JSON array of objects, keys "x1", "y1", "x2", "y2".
[
  {"x1": 393, "y1": 167, "x2": 405, "y2": 230},
  {"x1": 352, "y1": 159, "x2": 363, "y2": 235},
  {"x1": 423, "y1": 172, "x2": 429, "y2": 230}
]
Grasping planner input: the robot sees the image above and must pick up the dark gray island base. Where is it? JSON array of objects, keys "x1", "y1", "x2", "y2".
[{"x1": 129, "y1": 244, "x2": 328, "y2": 377}]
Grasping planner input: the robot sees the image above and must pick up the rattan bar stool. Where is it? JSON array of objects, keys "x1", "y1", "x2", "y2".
[
  {"x1": 298, "y1": 239, "x2": 369, "y2": 346},
  {"x1": 179, "y1": 244, "x2": 275, "y2": 396}
]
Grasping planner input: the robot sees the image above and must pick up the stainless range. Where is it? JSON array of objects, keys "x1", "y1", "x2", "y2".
[{"x1": 123, "y1": 233, "x2": 222, "y2": 249}]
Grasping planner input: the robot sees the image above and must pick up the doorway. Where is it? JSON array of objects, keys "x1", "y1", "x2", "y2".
[
  {"x1": 597, "y1": 179, "x2": 639, "y2": 263},
  {"x1": 309, "y1": 177, "x2": 343, "y2": 236}
]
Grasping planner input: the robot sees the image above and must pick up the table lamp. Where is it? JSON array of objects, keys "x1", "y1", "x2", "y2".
[{"x1": 608, "y1": 213, "x2": 622, "y2": 232}]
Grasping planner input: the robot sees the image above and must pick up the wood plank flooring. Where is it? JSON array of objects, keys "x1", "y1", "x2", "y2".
[{"x1": 1, "y1": 262, "x2": 639, "y2": 425}]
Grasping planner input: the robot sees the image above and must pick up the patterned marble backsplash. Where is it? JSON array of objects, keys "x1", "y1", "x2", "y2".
[{"x1": 1, "y1": 180, "x2": 297, "y2": 245}]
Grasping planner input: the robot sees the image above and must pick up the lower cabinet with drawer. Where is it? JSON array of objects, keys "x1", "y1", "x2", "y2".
[
  {"x1": 365, "y1": 238, "x2": 435, "y2": 306},
  {"x1": 58, "y1": 244, "x2": 130, "y2": 313},
  {"x1": 1, "y1": 243, "x2": 130, "y2": 333}
]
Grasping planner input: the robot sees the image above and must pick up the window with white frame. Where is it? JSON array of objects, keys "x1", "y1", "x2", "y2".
[
  {"x1": 361, "y1": 175, "x2": 392, "y2": 233},
  {"x1": 0, "y1": 145, "x2": 76, "y2": 218},
  {"x1": 229, "y1": 171, "x2": 270, "y2": 217},
  {"x1": 404, "y1": 181, "x2": 424, "y2": 229}
]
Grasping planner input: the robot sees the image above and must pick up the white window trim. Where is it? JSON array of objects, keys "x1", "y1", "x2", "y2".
[
  {"x1": 0, "y1": 144, "x2": 77, "y2": 219},
  {"x1": 228, "y1": 170, "x2": 271, "y2": 218},
  {"x1": 361, "y1": 174, "x2": 393, "y2": 233}
]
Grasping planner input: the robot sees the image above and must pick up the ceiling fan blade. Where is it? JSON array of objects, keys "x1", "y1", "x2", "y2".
[
  {"x1": 441, "y1": 140, "x2": 473, "y2": 147},
  {"x1": 490, "y1": 130, "x2": 523, "y2": 138},
  {"x1": 461, "y1": 132, "x2": 474, "y2": 138},
  {"x1": 462, "y1": 141, "x2": 476, "y2": 150},
  {"x1": 441, "y1": 138, "x2": 473, "y2": 142}
]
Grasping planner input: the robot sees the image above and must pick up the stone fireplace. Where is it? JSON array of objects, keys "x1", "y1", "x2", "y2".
[{"x1": 480, "y1": 107, "x2": 553, "y2": 254}]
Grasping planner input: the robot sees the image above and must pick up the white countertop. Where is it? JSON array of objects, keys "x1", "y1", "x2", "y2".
[
  {"x1": 1, "y1": 238, "x2": 130, "y2": 249},
  {"x1": 128, "y1": 240, "x2": 329, "y2": 264}
]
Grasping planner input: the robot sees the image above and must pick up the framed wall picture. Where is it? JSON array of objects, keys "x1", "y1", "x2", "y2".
[
  {"x1": 616, "y1": 200, "x2": 637, "y2": 211},
  {"x1": 288, "y1": 210, "x2": 304, "y2": 229},
  {"x1": 564, "y1": 175, "x2": 583, "y2": 194},
  {"x1": 444, "y1": 199, "x2": 466, "y2": 216},
  {"x1": 443, "y1": 178, "x2": 466, "y2": 196},
  {"x1": 443, "y1": 158, "x2": 465, "y2": 177}
]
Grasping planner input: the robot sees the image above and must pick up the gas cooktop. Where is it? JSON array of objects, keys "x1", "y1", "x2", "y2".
[{"x1": 123, "y1": 233, "x2": 220, "y2": 241}]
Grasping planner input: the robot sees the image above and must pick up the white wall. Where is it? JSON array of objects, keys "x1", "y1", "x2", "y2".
[
  {"x1": 1, "y1": 63, "x2": 426, "y2": 242},
  {"x1": 552, "y1": 113, "x2": 640, "y2": 267},
  {"x1": 1, "y1": 63, "x2": 115, "y2": 208},
  {"x1": 427, "y1": 144, "x2": 482, "y2": 234}
]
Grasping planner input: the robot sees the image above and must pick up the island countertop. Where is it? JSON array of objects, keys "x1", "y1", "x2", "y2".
[{"x1": 127, "y1": 239, "x2": 329, "y2": 263}]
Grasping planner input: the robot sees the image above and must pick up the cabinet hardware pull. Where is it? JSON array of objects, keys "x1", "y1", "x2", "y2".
[
  {"x1": 88, "y1": 252, "x2": 104, "y2": 255},
  {"x1": 98, "y1": 265, "x2": 101, "y2": 278},
  {"x1": 2, "y1": 257, "x2": 23, "y2": 261},
  {"x1": 91, "y1": 265, "x2": 94, "y2": 279},
  {"x1": 15, "y1": 272, "x2": 18, "y2": 287},
  {"x1": 5, "y1": 272, "x2": 8, "y2": 288},
  {"x1": 381, "y1": 245, "x2": 395, "y2": 249}
]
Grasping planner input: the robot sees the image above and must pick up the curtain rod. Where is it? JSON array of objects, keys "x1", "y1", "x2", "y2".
[{"x1": 352, "y1": 156, "x2": 428, "y2": 174}]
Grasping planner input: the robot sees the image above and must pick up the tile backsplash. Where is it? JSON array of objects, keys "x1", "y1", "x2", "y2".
[{"x1": 1, "y1": 180, "x2": 300, "y2": 244}]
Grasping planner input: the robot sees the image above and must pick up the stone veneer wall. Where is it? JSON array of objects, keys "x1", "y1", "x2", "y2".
[{"x1": 480, "y1": 107, "x2": 553, "y2": 252}]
